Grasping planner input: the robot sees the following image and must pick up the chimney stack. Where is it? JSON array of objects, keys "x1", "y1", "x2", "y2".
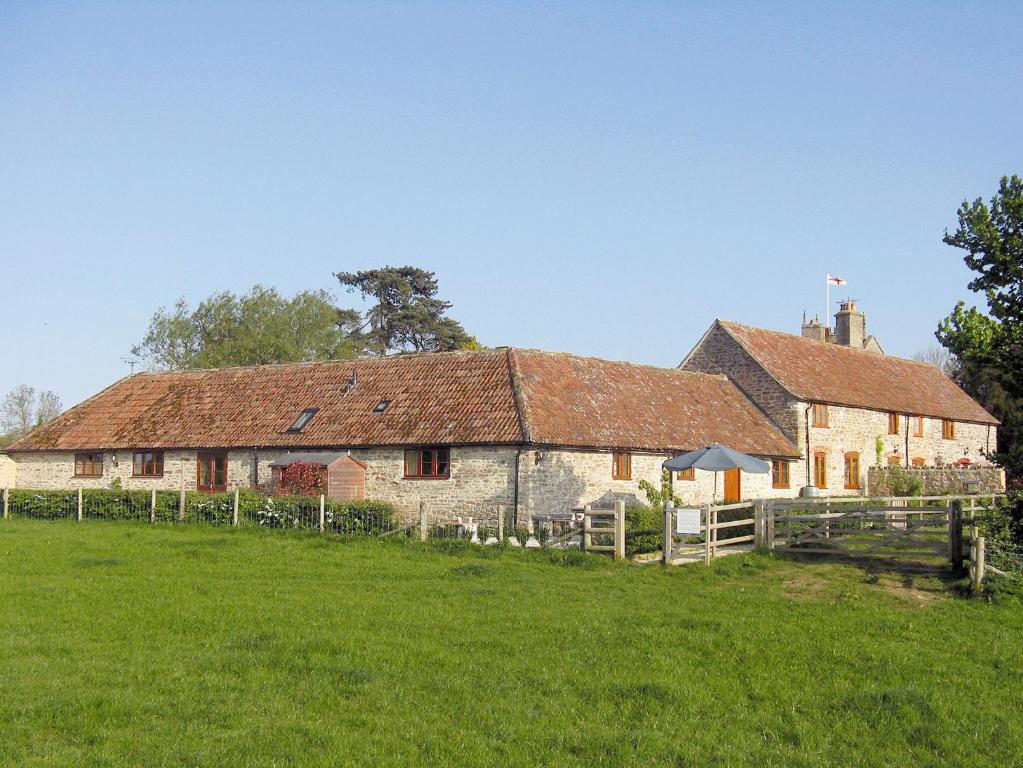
[
  {"x1": 834, "y1": 300, "x2": 865, "y2": 349},
  {"x1": 801, "y1": 313, "x2": 830, "y2": 342}
]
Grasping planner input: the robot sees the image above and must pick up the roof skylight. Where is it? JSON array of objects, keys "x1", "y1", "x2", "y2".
[{"x1": 287, "y1": 408, "x2": 319, "y2": 433}]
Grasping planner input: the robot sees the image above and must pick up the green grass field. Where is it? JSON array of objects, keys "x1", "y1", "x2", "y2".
[{"x1": 2, "y1": 520, "x2": 1022, "y2": 767}]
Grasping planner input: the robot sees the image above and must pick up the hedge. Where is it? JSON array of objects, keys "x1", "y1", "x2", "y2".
[{"x1": 5, "y1": 488, "x2": 397, "y2": 534}]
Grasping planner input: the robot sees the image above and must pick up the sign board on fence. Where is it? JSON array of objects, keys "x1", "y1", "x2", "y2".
[{"x1": 676, "y1": 508, "x2": 702, "y2": 535}]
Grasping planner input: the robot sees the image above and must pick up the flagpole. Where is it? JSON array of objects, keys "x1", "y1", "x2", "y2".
[{"x1": 825, "y1": 274, "x2": 829, "y2": 332}]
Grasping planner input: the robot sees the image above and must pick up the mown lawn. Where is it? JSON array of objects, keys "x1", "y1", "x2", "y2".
[{"x1": 1, "y1": 520, "x2": 1021, "y2": 767}]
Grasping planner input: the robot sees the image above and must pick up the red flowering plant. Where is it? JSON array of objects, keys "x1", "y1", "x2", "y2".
[{"x1": 277, "y1": 461, "x2": 327, "y2": 496}]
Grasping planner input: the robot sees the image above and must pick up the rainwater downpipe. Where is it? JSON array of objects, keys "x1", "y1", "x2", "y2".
[
  {"x1": 904, "y1": 413, "x2": 911, "y2": 468},
  {"x1": 804, "y1": 404, "x2": 813, "y2": 487},
  {"x1": 513, "y1": 446, "x2": 523, "y2": 527}
]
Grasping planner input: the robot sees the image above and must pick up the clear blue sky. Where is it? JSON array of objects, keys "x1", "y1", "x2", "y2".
[{"x1": 2, "y1": 1, "x2": 1021, "y2": 409}]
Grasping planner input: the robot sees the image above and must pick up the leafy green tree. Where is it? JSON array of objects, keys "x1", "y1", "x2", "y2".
[
  {"x1": 133, "y1": 285, "x2": 360, "y2": 370},
  {"x1": 937, "y1": 175, "x2": 1023, "y2": 481},
  {"x1": 335, "y1": 266, "x2": 473, "y2": 354}
]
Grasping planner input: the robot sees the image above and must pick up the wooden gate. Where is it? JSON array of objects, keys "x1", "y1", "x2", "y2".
[
  {"x1": 766, "y1": 496, "x2": 962, "y2": 565},
  {"x1": 662, "y1": 501, "x2": 757, "y2": 565}
]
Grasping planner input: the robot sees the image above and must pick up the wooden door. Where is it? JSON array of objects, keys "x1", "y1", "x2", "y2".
[
  {"x1": 723, "y1": 468, "x2": 741, "y2": 502},
  {"x1": 197, "y1": 451, "x2": 228, "y2": 493}
]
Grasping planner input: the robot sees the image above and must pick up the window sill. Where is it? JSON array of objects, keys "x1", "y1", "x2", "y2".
[
  {"x1": 772, "y1": 484, "x2": 790, "y2": 490},
  {"x1": 132, "y1": 474, "x2": 164, "y2": 479},
  {"x1": 402, "y1": 475, "x2": 450, "y2": 481},
  {"x1": 845, "y1": 485, "x2": 860, "y2": 491}
]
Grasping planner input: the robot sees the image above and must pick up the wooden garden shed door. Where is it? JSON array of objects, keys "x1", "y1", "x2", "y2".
[{"x1": 723, "y1": 468, "x2": 741, "y2": 502}]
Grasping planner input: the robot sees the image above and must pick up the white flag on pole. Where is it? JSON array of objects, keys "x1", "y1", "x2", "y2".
[{"x1": 827, "y1": 273, "x2": 847, "y2": 286}]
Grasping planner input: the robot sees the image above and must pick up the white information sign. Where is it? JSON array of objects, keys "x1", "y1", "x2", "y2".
[{"x1": 675, "y1": 508, "x2": 702, "y2": 535}]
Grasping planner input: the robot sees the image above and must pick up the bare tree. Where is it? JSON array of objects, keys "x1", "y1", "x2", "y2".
[
  {"x1": 912, "y1": 344, "x2": 956, "y2": 377},
  {"x1": 36, "y1": 390, "x2": 62, "y2": 425},
  {"x1": 1, "y1": 385, "x2": 36, "y2": 434},
  {"x1": 0, "y1": 386, "x2": 62, "y2": 436}
]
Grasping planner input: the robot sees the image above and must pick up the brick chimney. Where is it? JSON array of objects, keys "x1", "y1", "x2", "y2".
[
  {"x1": 801, "y1": 312, "x2": 830, "y2": 342},
  {"x1": 834, "y1": 300, "x2": 865, "y2": 349}
]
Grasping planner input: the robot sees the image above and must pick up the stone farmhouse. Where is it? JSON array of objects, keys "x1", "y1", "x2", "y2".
[
  {"x1": 2, "y1": 348, "x2": 798, "y2": 524},
  {"x1": 2, "y1": 302, "x2": 1001, "y2": 518},
  {"x1": 682, "y1": 302, "x2": 1000, "y2": 495}
]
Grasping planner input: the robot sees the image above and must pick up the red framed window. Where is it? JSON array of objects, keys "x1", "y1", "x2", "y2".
[
  {"x1": 403, "y1": 447, "x2": 450, "y2": 479},
  {"x1": 914, "y1": 416, "x2": 924, "y2": 437},
  {"x1": 844, "y1": 452, "x2": 860, "y2": 490},
  {"x1": 611, "y1": 452, "x2": 632, "y2": 480},
  {"x1": 771, "y1": 460, "x2": 790, "y2": 489},
  {"x1": 133, "y1": 451, "x2": 164, "y2": 477},
  {"x1": 888, "y1": 413, "x2": 900, "y2": 435},
  {"x1": 812, "y1": 403, "x2": 829, "y2": 428},
  {"x1": 677, "y1": 467, "x2": 695, "y2": 481},
  {"x1": 814, "y1": 452, "x2": 828, "y2": 489},
  {"x1": 74, "y1": 453, "x2": 103, "y2": 478},
  {"x1": 942, "y1": 419, "x2": 956, "y2": 440}
]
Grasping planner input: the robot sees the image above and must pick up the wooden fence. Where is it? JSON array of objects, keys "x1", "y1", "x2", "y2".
[{"x1": 661, "y1": 494, "x2": 1007, "y2": 588}]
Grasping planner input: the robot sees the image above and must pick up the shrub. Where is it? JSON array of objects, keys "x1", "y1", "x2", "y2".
[
  {"x1": 277, "y1": 462, "x2": 326, "y2": 496},
  {"x1": 6, "y1": 487, "x2": 396, "y2": 534},
  {"x1": 625, "y1": 505, "x2": 663, "y2": 555}
]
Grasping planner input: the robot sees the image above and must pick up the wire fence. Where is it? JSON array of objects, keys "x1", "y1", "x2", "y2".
[{"x1": 0, "y1": 487, "x2": 520, "y2": 544}]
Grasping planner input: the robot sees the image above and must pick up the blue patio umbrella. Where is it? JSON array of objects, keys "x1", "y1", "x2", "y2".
[{"x1": 663, "y1": 444, "x2": 770, "y2": 503}]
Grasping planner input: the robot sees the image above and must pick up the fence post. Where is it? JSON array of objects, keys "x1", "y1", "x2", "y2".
[
  {"x1": 2, "y1": 487, "x2": 7, "y2": 519},
  {"x1": 582, "y1": 504, "x2": 592, "y2": 553},
  {"x1": 614, "y1": 500, "x2": 625, "y2": 562},
  {"x1": 178, "y1": 469, "x2": 186, "y2": 522},
  {"x1": 949, "y1": 499, "x2": 963, "y2": 574},
  {"x1": 703, "y1": 505, "x2": 713, "y2": 565},
  {"x1": 233, "y1": 489, "x2": 240, "y2": 527},
  {"x1": 318, "y1": 494, "x2": 325, "y2": 532},
  {"x1": 663, "y1": 500, "x2": 674, "y2": 565},
  {"x1": 77, "y1": 488, "x2": 83, "y2": 522},
  {"x1": 497, "y1": 505, "x2": 504, "y2": 542},
  {"x1": 754, "y1": 499, "x2": 765, "y2": 549},
  {"x1": 150, "y1": 488, "x2": 156, "y2": 524},
  {"x1": 766, "y1": 502, "x2": 775, "y2": 549},
  {"x1": 419, "y1": 500, "x2": 427, "y2": 542},
  {"x1": 974, "y1": 536, "x2": 986, "y2": 590}
]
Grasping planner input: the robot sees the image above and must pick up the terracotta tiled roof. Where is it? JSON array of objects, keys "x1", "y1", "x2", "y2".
[
  {"x1": 9, "y1": 347, "x2": 799, "y2": 457},
  {"x1": 717, "y1": 321, "x2": 998, "y2": 425},
  {"x1": 9, "y1": 350, "x2": 524, "y2": 451},
  {"x1": 511, "y1": 350, "x2": 799, "y2": 457}
]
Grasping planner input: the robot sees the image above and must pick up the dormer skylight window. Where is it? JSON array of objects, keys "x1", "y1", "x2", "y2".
[
  {"x1": 373, "y1": 400, "x2": 391, "y2": 414},
  {"x1": 287, "y1": 408, "x2": 319, "y2": 433}
]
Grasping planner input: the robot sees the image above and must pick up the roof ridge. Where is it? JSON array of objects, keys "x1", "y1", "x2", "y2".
[
  {"x1": 719, "y1": 319, "x2": 943, "y2": 367},
  {"x1": 505, "y1": 348, "x2": 533, "y2": 443},
  {"x1": 509, "y1": 347, "x2": 730, "y2": 378},
  {"x1": 130, "y1": 347, "x2": 507, "y2": 376}
]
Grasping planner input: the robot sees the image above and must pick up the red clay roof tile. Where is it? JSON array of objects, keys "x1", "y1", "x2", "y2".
[
  {"x1": 718, "y1": 321, "x2": 998, "y2": 425},
  {"x1": 8, "y1": 347, "x2": 799, "y2": 457}
]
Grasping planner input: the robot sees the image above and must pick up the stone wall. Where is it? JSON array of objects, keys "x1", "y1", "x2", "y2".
[
  {"x1": 516, "y1": 447, "x2": 798, "y2": 521},
  {"x1": 0, "y1": 453, "x2": 16, "y2": 487},
  {"x1": 867, "y1": 466, "x2": 1006, "y2": 496},
  {"x1": 8, "y1": 445, "x2": 804, "y2": 526},
  {"x1": 7, "y1": 447, "x2": 517, "y2": 527},
  {"x1": 795, "y1": 402, "x2": 996, "y2": 496},
  {"x1": 681, "y1": 323, "x2": 800, "y2": 439}
]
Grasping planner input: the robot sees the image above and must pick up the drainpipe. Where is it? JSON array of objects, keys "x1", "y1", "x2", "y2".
[
  {"x1": 804, "y1": 404, "x2": 813, "y2": 487},
  {"x1": 904, "y1": 414, "x2": 910, "y2": 468},
  {"x1": 513, "y1": 446, "x2": 523, "y2": 526},
  {"x1": 252, "y1": 447, "x2": 260, "y2": 489}
]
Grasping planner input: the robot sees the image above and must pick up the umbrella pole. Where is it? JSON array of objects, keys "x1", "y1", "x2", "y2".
[{"x1": 713, "y1": 471, "x2": 718, "y2": 504}]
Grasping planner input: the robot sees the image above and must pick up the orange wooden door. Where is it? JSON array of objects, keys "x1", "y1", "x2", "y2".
[{"x1": 723, "y1": 468, "x2": 741, "y2": 502}]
